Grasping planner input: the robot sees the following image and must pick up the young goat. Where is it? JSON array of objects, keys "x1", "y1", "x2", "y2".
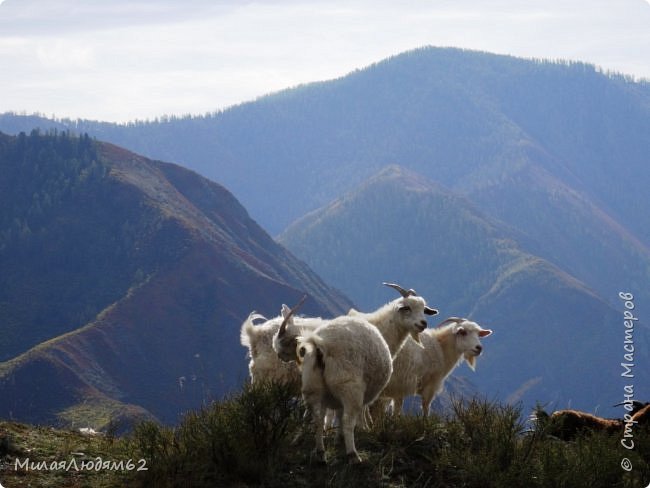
[
  {"x1": 381, "y1": 317, "x2": 492, "y2": 416},
  {"x1": 296, "y1": 315, "x2": 392, "y2": 464},
  {"x1": 240, "y1": 305, "x2": 322, "y2": 384},
  {"x1": 282, "y1": 283, "x2": 438, "y2": 464}
]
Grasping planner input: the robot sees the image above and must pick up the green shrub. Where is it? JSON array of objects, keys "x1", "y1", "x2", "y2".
[
  {"x1": 127, "y1": 380, "x2": 304, "y2": 487},
  {"x1": 125, "y1": 386, "x2": 650, "y2": 488}
]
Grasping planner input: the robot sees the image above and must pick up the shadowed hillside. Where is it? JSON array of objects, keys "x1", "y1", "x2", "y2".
[{"x1": 0, "y1": 130, "x2": 352, "y2": 429}]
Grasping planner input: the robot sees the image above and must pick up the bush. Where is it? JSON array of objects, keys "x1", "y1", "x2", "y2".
[
  {"x1": 125, "y1": 385, "x2": 650, "y2": 487},
  {"x1": 127, "y1": 381, "x2": 304, "y2": 487}
]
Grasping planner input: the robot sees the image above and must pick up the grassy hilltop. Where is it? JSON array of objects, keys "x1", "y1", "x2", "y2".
[{"x1": 1, "y1": 382, "x2": 648, "y2": 487}]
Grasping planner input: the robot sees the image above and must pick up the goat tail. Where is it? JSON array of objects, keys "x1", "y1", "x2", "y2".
[
  {"x1": 296, "y1": 333, "x2": 326, "y2": 369},
  {"x1": 240, "y1": 311, "x2": 267, "y2": 347}
]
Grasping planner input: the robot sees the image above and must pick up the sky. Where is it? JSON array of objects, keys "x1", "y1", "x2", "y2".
[{"x1": 1, "y1": 0, "x2": 649, "y2": 123}]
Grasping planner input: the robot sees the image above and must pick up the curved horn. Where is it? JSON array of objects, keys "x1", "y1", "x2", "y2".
[
  {"x1": 278, "y1": 295, "x2": 307, "y2": 337},
  {"x1": 436, "y1": 317, "x2": 466, "y2": 328},
  {"x1": 613, "y1": 400, "x2": 647, "y2": 412},
  {"x1": 383, "y1": 282, "x2": 417, "y2": 298}
]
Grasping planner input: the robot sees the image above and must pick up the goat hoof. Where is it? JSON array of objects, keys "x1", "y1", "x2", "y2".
[{"x1": 347, "y1": 452, "x2": 363, "y2": 464}]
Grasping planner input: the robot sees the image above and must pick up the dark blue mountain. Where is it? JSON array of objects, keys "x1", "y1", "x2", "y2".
[{"x1": 0, "y1": 131, "x2": 351, "y2": 429}]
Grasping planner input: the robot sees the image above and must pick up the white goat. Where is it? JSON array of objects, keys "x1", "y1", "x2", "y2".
[
  {"x1": 279, "y1": 283, "x2": 438, "y2": 463},
  {"x1": 381, "y1": 317, "x2": 493, "y2": 416},
  {"x1": 347, "y1": 282, "x2": 438, "y2": 357},
  {"x1": 273, "y1": 282, "x2": 438, "y2": 428},
  {"x1": 295, "y1": 315, "x2": 392, "y2": 464},
  {"x1": 274, "y1": 282, "x2": 438, "y2": 362},
  {"x1": 240, "y1": 306, "x2": 322, "y2": 384}
]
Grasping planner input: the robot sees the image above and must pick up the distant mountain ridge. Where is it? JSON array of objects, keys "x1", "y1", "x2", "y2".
[
  {"x1": 1, "y1": 47, "x2": 648, "y2": 312},
  {"x1": 1, "y1": 48, "x2": 648, "y2": 235},
  {"x1": 1, "y1": 46, "x2": 649, "y2": 419},
  {"x1": 278, "y1": 165, "x2": 647, "y2": 415},
  {"x1": 0, "y1": 131, "x2": 352, "y2": 429}
]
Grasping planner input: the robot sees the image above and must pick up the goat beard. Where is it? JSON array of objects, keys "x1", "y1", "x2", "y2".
[
  {"x1": 410, "y1": 330, "x2": 423, "y2": 345},
  {"x1": 464, "y1": 352, "x2": 477, "y2": 371}
]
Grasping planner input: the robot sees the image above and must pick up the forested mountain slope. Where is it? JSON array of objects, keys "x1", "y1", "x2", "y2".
[
  {"x1": 279, "y1": 166, "x2": 648, "y2": 415},
  {"x1": 0, "y1": 131, "x2": 351, "y2": 429}
]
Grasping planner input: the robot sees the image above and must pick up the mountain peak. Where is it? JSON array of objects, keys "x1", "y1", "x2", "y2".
[{"x1": 366, "y1": 164, "x2": 442, "y2": 192}]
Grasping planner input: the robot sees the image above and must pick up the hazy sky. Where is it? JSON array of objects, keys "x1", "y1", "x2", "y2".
[{"x1": 1, "y1": 0, "x2": 649, "y2": 122}]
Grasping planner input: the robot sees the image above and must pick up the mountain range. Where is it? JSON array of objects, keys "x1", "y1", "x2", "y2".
[
  {"x1": 279, "y1": 165, "x2": 639, "y2": 413},
  {"x1": 1, "y1": 46, "x2": 648, "y2": 422},
  {"x1": 1, "y1": 47, "x2": 649, "y2": 310}
]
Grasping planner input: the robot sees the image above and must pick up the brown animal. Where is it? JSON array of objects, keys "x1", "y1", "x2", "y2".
[
  {"x1": 535, "y1": 401, "x2": 649, "y2": 441},
  {"x1": 615, "y1": 400, "x2": 649, "y2": 415},
  {"x1": 545, "y1": 410, "x2": 622, "y2": 440},
  {"x1": 629, "y1": 403, "x2": 650, "y2": 424}
]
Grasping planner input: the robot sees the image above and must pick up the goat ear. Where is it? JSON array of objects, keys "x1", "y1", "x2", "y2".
[
  {"x1": 424, "y1": 306, "x2": 438, "y2": 316},
  {"x1": 281, "y1": 304, "x2": 291, "y2": 319},
  {"x1": 278, "y1": 295, "x2": 307, "y2": 337},
  {"x1": 479, "y1": 329, "x2": 493, "y2": 338}
]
